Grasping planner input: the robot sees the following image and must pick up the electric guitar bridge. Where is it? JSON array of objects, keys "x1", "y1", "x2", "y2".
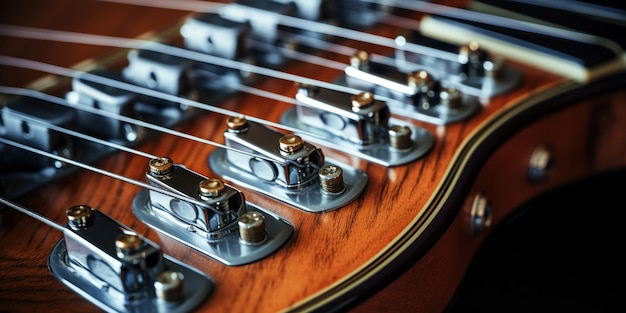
[
  {"x1": 281, "y1": 83, "x2": 435, "y2": 166},
  {"x1": 343, "y1": 50, "x2": 482, "y2": 125},
  {"x1": 133, "y1": 157, "x2": 293, "y2": 266},
  {"x1": 394, "y1": 31, "x2": 523, "y2": 97},
  {"x1": 208, "y1": 116, "x2": 368, "y2": 212},
  {"x1": 49, "y1": 205, "x2": 214, "y2": 313}
]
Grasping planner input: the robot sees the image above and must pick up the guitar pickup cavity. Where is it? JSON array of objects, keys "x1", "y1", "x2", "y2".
[
  {"x1": 133, "y1": 157, "x2": 293, "y2": 265},
  {"x1": 209, "y1": 116, "x2": 368, "y2": 212},
  {"x1": 344, "y1": 50, "x2": 481, "y2": 125},
  {"x1": 281, "y1": 84, "x2": 435, "y2": 166},
  {"x1": 49, "y1": 205, "x2": 214, "y2": 312}
]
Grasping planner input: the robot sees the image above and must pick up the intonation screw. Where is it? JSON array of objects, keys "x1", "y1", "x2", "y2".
[
  {"x1": 388, "y1": 125, "x2": 413, "y2": 150},
  {"x1": 149, "y1": 157, "x2": 174, "y2": 177},
  {"x1": 66, "y1": 205, "x2": 94, "y2": 230},
  {"x1": 351, "y1": 91, "x2": 374, "y2": 111},
  {"x1": 350, "y1": 50, "x2": 370, "y2": 70},
  {"x1": 238, "y1": 211, "x2": 267, "y2": 245},
  {"x1": 115, "y1": 233, "x2": 143, "y2": 258},
  {"x1": 154, "y1": 270, "x2": 185, "y2": 302},
  {"x1": 226, "y1": 115, "x2": 249, "y2": 132},
  {"x1": 199, "y1": 178, "x2": 225, "y2": 198},
  {"x1": 318, "y1": 165, "x2": 345, "y2": 194},
  {"x1": 279, "y1": 134, "x2": 303, "y2": 154}
]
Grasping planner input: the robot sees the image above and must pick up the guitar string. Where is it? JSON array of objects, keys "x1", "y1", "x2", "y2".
[
  {"x1": 0, "y1": 197, "x2": 66, "y2": 232},
  {"x1": 0, "y1": 55, "x2": 328, "y2": 139},
  {"x1": 0, "y1": 56, "x2": 392, "y2": 168},
  {"x1": 0, "y1": 84, "x2": 352, "y2": 165},
  {"x1": 0, "y1": 136, "x2": 230, "y2": 214},
  {"x1": 0, "y1": 24, "x2": 398, "y2": 103},
  {"x1": 103, "y1": 0, "x2": 616, "y2": 49},
  {"x1": 97, "y1": 0, "x2": 461, "y2": 62},
  {"x1": 0, "y1": 87, "x2": 158, "y2": 160}
]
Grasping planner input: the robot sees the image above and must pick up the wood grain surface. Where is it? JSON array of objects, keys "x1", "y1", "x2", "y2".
[{"x1": 1, "y1": 1, "x2": 625, "y2": 312}]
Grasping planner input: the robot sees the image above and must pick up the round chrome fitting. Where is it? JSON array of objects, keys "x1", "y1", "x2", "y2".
[
  {"x1": 238, "y1": 211, "x2": 267, "y2": 245},
  {"x1": 318, "y1": 165, "x2": 345, "y2": 194}
]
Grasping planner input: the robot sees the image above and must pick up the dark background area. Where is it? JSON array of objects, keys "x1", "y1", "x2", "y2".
[{"x1": 448, "y1": 169, "x2": 625, "y2": 312}]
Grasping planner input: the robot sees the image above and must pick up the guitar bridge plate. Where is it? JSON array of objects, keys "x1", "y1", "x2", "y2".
[
  {"x1": 281, "y1": 109, "x2": 435, "y2": 166},
  {"x1": 133, "y1": 189, "x2": 294, "y2": 266},
  {"x1": 209, "y1": 150, "x2": 368, "y2": 212}
]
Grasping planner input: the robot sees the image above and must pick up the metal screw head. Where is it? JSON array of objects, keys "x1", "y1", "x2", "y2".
[
  {"x1": 66, "y1": 205, "x2": 94, "y2": 230},
  {"x1": 238, "y1": 211, "x2": 267, "y2": 245},
  {"x1": 351, "y1": 91, "x2": 374, "y2": 110},
  {"x1": 154, "y1": 270, "x2": 185, "y2": 302},
  {"x1": 149, "y1": 157, "x2": 174, "y2": 177},
  {"x1": 199, "y1": 178, "x2": 225, "y2": 197},
  {"x1": 115, "y1": 233, "x2": 143, "y2": 257},
  {"x1": 318, "y1": 165, "x2": 345, "y2": 194},
  {"x1": 279, "y1": 134, "x2": 303, "y2": 154},
  {"x1": 528, "y1": 145, "x2": 553, "y2": 183},
  {"x1": 388, "y1": 125, "x2": 413, "y2": 150},
  {"x1": 407, "y1": 70, "x2": 435, "y2": 92},
  {"x1": 350, "y1": 50, "x2": 369, "y2": 69},
  {"x1": 226, "y1": 115, "x2": 249, "y2": 132},
  {"x1": 470, "y1": 193, "x2": 492, "y2": 236}
]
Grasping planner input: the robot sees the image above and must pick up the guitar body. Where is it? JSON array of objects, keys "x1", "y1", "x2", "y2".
[{"x1": 1, "y1": 1, "x2": 625, "y2": 312}]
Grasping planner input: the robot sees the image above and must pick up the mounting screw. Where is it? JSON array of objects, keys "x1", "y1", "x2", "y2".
[
  {"x1": 470, "y1": 193, "x2": 492, "y2": 236},
  {"x1": 154, "y1": 270, "x2": 185, "y2": 302},
  {"x1": 238, "y1": 211, "x2": 267, "y2": 245},
  {"x1": 388, "y1": 125, "x2": 413, "y2": 150},
  {"x1": 528, "y1": 145, "x2": 553, "y2": 184},
  {"x1": 318, "y1": 165, "x2": 345, "y2": 194}
]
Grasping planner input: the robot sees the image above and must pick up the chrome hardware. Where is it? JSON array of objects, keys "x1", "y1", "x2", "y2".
[
  {"x1": 49, "y1": 205, "x2": 214, "y2": 313},
  {"x1": 133, "y1": 157, "x2": 293, "y2": 265},
  {"x1": 218, "y1": 0, "x2": 296, "y2": 65},
  {"x1": 181, "y1": 12, "x2": 251, "y2": 60},
  {"x1": 344, "y1": 50, "x2": 481, "y2": 125},
  {"x1": 0, "y1": 97, "x2": 74, "y2": 171},
  {"x1": 394, "y1": 33, "x2": 522, "y2": 98},
  {"x1": 123, "y1": 49, "x2": 195, "y2": 97},
  {"x1": 469, "y1": 193, "x2": 492, "y2": 236},
  {"x1": 208, "y1": 116, "x2": 368, "y2": 212},
  {"x1": 281, "y1": 84, "x2": 435, "y2": 166},
  {"x1": 65, "y1": 69, "x2": 143, "y2": 142},
  {"x1": 528, "y1": 145, "x2": 554, "y2": 183}
]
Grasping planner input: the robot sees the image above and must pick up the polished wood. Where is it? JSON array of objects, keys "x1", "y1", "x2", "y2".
[{"x1": 1, "y1": 1, "x2": 625, "y2": 312}]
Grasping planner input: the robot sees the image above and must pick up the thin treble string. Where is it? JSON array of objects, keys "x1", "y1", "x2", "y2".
[
  {"x1": 0, "y1": 25, "x2": 364, "y2": 96},
  {"x1": 0, "y1": 85, "x2": 279, "y2": 162},
  {"x1": 0, "y1": 197, "x2": 65, "y2": 232},
  {"x1": 0, "y1": 87, "x2": 157, "y2": 160},
  {"x1": 98, "y1": 0, "x2": 460, "y2": 62},
  {"x1": 0, "y1": 136, "x2": 228, "y2": 213},
  {"x1": 0, "y1": 55, "x2": 326, "y2": 140}
]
